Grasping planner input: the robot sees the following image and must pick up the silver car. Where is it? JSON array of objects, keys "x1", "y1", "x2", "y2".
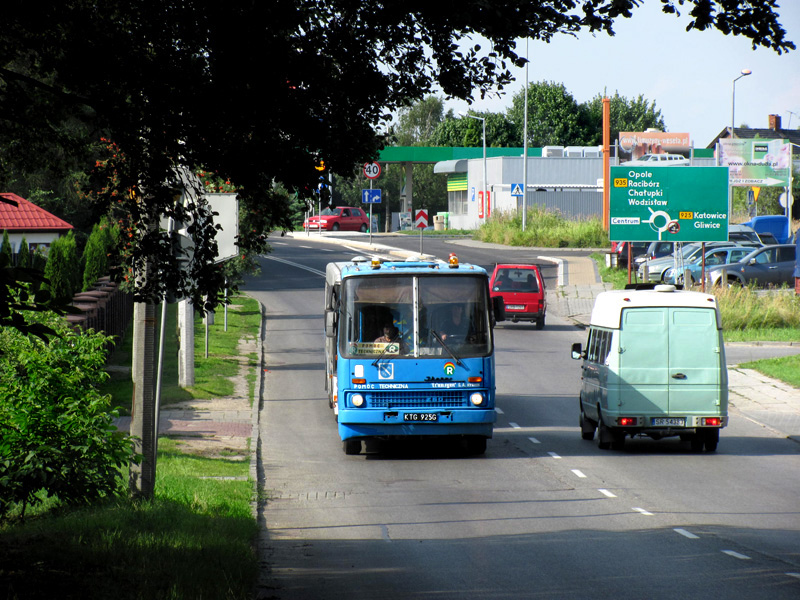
[
  {"x1": 706, "y1": 244, "x2": 797, "y2": 287},
  {"x1": 637, "y1": 242, "x2": 752, "y2": 283}
]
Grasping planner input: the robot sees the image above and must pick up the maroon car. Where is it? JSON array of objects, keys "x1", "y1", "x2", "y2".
[
  {"x1": 489, "y1": 264, "x2": 547, "y2": 329},
  {"x1": 304, "y1": 206, "x2": 369, "y2": 232}
]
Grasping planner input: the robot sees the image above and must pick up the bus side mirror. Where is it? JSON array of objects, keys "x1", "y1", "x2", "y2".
[
  {"x1": 571, "y1": 342, "x2": 584, "y2": 360},
  {"x1": 492, "y1": 296, "x2": 505, "y2": 323},
  {"x1": 324, "y1": 311, "x2": 336, "y2": 338}
]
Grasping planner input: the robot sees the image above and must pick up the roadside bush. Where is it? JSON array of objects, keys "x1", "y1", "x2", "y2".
[
  {"x1": 713, "y1": 285, "x2": 800, "y2": 331},
  {"x1": 43, "y1": 231, "x2": 80, "y2": 299},
  {"x1": 476, "y1": 207, "x2": 608, "y2": 248},
  {"x1": 0, "y1": 311, "x2": 136, "y2": 520},
  {"x1": 82, "y1": 220, "x2": 117, "y2": 291}
]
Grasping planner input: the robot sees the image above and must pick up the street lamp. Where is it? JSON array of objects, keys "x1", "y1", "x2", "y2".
[
  {"x1": 460, "y1": 111, "x2": 487, "y2": 218},
  {"x1": 731, "y1": 69, "x2": 752, "y2": 138}
]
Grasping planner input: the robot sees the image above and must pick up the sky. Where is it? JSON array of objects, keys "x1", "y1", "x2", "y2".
[{"x1": 444, "y1": 2, "x2": 800, "y2": 148}]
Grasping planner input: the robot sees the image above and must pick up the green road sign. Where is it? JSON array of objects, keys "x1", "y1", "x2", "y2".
[{"x1": 609, "y1": 166, "x2": 729, "y2": 242}]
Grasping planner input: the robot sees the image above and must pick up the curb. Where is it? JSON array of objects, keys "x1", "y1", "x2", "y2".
[{"x1": 249, "y1": 301, "x2": 266, "y2": 518}]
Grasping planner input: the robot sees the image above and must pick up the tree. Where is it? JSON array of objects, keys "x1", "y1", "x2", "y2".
[
  {"x1": 0, "y1": 0, "x2": 793, "y2": 313},
  {"x1": 0, "y1": 230, "x2": 11, "y2": 265},
  {"x1": 432, "y1": 110, "x2": 519, "y2": 148},
  {"x1": 43, "y1": 232, "x2": 79, "y2": 300},
  {"x1": 582, "y1": 92, "x2": 666, "y2": 145},
  {"x1": 506, "y1": 81, "x2": 590, "y2": 147},
  {"x1": 82, "y1": 220, "x2": 116, "y2": 291},
  {"x1": 16, "y1": 236, "x2": 30, "y2": 269}
]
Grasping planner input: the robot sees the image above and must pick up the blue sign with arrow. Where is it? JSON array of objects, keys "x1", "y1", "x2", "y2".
[{"x1": 362, "y1": 189, "x2": 382, "y2": 204}]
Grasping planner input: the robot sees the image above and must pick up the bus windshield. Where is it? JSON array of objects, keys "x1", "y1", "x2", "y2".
[{"x1": 340, "y1": 274, "x2": 491, "y2": 358}]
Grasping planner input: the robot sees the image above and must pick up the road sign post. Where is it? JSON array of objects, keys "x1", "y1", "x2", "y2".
[{"x1": 415, "y1": 209, "x2": 428, "y2": 254}]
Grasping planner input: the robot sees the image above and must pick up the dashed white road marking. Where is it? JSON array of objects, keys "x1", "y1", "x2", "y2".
[
  {"x1": 786, "y1": 573, "x2": 800, "y2": 580},
  {"x1": 495, "y1": 407, "x2": 504, "y2": 415},
  {"x1": 528, "y1": 437, "x2": 540, "y2": 444},
  {"x1": 509, "y1": 422, "x2": 520, "y2": 429},
  {"x1": 722, "y1": 550, "x2": 751, "y2": 560},
  {"x1": 547, "y1": 452, "x2": 561, "y2": 459},
  {"x1": 598, "y1": 489, "x2": 617, "y2": 498},
  {"x1": 571, "y1": 469, "x2": 587, "y2": 478},
  {"x1": 674, "y1": 528, "x2": 699, "y2": 539},
  {"x1": 633, "y1": 507, "x2": 654, "y2": 516}
]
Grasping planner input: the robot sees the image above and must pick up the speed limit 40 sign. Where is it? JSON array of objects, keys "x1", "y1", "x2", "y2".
[{"x1": 363, "y1": 162, "x2": 381, "y2": 179}]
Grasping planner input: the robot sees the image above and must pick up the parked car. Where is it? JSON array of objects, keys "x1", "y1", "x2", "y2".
[
  {"x1": 637, "y1": 241, "x2": 758, "y2": 283},
  {"x1": 489, "y1": 264, "x2": 547, "y2": 329},
  {"x1": 621, "y1": 153, "x2": 690, "y2": 166},
  {"x1": 741, "y1": 215, "x2": 791, "y2": 244},
  {"x1": 706, "y1": 244, "x2": 797, "y2": 287},
  {"x1": 613, "y1": 241, "x2": 649, "y2": 269},
  {"x1": 634, "y1": 241, "x2": 675, "y2": 270},
  {"x1": 303, "y1": 206, "x2": 369, "y2": 232},
  {"x1": 663, "y1": 245, "x2": 757, "y2": 286}
]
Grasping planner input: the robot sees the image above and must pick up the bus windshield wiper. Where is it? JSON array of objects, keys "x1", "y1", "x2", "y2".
[
  {"x1": 431, "y1": 330, "x2": 464, "y2": 367},
  {"x1": 371, "y1": 333, "x2": 401, "y2": 367}
]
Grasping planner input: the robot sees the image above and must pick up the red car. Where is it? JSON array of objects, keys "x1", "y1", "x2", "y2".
[
  {"x1": 489, "y1": 264, "x2": 547, "y2": 329},
  {"x1": 304, "y1": 206, "x2": 369, "y2": 232}
]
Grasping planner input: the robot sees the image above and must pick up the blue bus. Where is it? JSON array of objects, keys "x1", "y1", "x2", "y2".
[{"x1": 324, "y1": 254, "x2": 505, "y2": 455}]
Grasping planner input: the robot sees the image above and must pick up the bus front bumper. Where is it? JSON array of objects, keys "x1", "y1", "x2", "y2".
[{"x1": 338, "y1": 408, "x2": 496, "y2": 441}]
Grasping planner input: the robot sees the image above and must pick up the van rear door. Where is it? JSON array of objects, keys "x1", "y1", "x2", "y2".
[
  {"x1": 667, "y1": 307, "x2": 722, "y2": 415},
  {"x1": 618, "y1": 308, "x2": 670, "y2": 414}
]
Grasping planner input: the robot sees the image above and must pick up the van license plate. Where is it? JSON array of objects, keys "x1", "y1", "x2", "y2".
[
  {"x1": 506, "y1": 305, "x2": 524, "y2": 310},
  {"x1": 652, "y1": 417, "x2": 685, "y2": 426},
  {"x1": 404, "y1": 413, "x2": 438, "y2": 422}
]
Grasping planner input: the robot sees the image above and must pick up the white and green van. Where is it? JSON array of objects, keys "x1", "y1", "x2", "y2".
[{"x1": 571, "y1": 284, "x2": 728, "y2": 451}]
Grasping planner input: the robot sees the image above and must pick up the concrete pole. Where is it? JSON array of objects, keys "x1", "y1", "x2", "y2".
[
  {"x1": 178, "y1": 298, "x2": 194, "y2": 387},
  {"x1": 404, "y1": 161, "x2": 413, "y2": 214},
  {"x1": 129, "y1": 300, "x2": 157, "y2": 499}
]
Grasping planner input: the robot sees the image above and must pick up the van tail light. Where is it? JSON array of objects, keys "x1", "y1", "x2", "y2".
[
  {"x1": 618, "y1": 417, "x2": 637, "y2": 427},
  {"x1": 702, "y1": 417, "x2": 721, "y2": 426}
]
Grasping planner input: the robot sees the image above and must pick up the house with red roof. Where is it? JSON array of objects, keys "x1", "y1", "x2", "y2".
[{"x1": 0, "y1": 192, "x2": 74, "y2": 255}]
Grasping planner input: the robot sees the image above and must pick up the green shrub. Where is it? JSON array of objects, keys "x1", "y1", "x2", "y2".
[{"x1": 0, "y1": 312, "x2": 136, "y2": 519}]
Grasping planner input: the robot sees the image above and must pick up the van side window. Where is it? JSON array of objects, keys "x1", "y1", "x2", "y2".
[{"x1": 586, "y1": 328, "x2": 598, "y2": 362}]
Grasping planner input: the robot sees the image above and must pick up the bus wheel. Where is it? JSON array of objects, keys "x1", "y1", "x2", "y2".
[
  {"x1": 465, "y1": 436, "x2": 487, "y2": 455},
  {"x1": 343, "y1": 439, "x2": 362, "y2": 455}
]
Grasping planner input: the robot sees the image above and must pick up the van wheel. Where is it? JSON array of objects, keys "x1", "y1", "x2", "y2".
[
  {"x1": 690, "y1": 436, "x2": 704, "y2": 452},
  {"x1": 703, "y1": 428, "x2": 719, "y2": 452},
  {"x1": 343, "y1": 439, "x2": 362, "y2": 455},
  {"x1": 597, "y1": 420, "x2": 613, "y2": 450},
  {"x1": 536, "y1": 316, "x2": 545, "y2": 330},
  {"x1": 580, "y1": 411, "x2": 596, "y2": 441}
]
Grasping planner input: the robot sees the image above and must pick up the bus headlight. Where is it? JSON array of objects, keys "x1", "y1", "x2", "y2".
[
  {"x1": 469, "y1": 392, "x2": 484, "y2": 406},
  {"x1": 351, "y1": 393, "x2": 365, "y2": 408}
]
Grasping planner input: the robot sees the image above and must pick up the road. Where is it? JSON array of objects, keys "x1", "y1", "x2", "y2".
[{"x1": 246, "y1": 235, "x2": 800, "y2": 600}]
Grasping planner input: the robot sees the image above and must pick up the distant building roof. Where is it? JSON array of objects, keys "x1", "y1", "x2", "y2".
[
  {"x1": 707, "y1": 114, "x2": 800, "y2": 149},
  {"x1": 0, "y1": 193, "x2": 74, "y2": 232}
]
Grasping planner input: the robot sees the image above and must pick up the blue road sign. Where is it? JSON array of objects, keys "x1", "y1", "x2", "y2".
[
  {"x1": 510, "y1": 183, "x2": 524, "y2": 196},
  {"x1": 362, "y1": 189, "x2": 382, "y2": 204}
]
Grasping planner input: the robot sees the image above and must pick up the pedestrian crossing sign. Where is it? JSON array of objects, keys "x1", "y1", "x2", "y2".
[{"x1": 511, "y1": 183, "x2": 524, "y2": 197}]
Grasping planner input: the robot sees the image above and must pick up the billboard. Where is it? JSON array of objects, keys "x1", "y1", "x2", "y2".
[
  {"x1": 718, "y1": 138, "x2": 791, "y2": 187},
  {"x1": 618, "y1": 131, "x2": 691, "y2": 161}
]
